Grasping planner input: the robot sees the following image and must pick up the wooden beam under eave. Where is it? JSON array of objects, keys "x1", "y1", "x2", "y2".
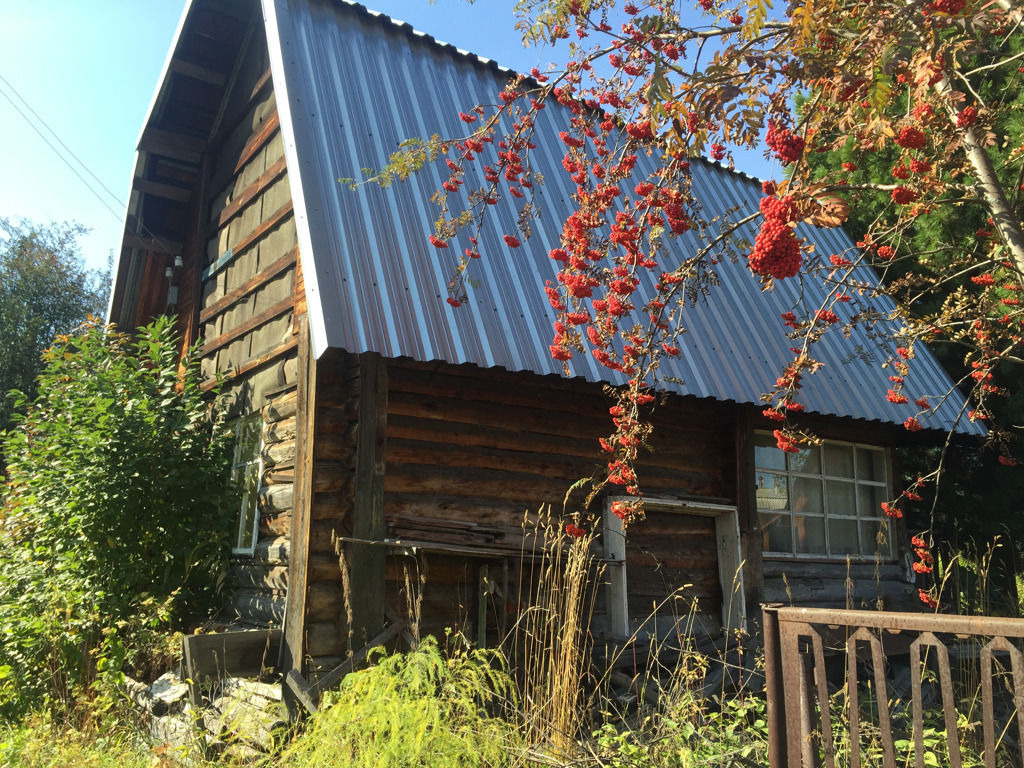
[
  {"x1": 123, "y1": 234, "x2": 183, "y2": 257},
  {"x1": 133, "y1": 178, "x2": 192, "y2": 203},
  {"x1": 139, "y1": 128, "x2": 206, "y2": 165},
  {"x1": 168, "y1": 57, "x2": 227, "y2": 87}
]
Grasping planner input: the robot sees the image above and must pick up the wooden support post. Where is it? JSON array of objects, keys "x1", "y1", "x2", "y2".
[
  {"x1": 735, "y1": 405, "x2": 764, "y2": 621},
  {"x1": 348, "y1": 352, "x2": 388, "y2": 652},
  {"x1": 283, "y1": 317, "x2": 315, "y2": 718}
]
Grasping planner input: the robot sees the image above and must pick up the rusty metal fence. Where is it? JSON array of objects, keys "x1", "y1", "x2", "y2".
[{"x1": 763, "y1": 605, "x2": 1024, "y2": 768}]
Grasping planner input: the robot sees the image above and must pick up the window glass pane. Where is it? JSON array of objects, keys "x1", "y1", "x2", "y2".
[
  {"x1": 826, "y1": 480, "x2": 856, "y2": 517},
  {"x1": 790, "y1": 444, "x2": 821, "y2": 475},
  {"x1": 761, "y1": 511, "x2": 792, "y2": 553},
  {"x1": 856, "y1": 447, "x2": 886, "y2": 483},
  {"x1": 824, "y1": 443, "x2": 855, "y2": 478},
  {"x1": 861, "y1": 519, "x2": 893, "y2": 558},
  {"x1": 794, "y1": 515, "x2": 826, "y2": 555},
  {"x1": 858, "y1": 484, "x2": 888, "y2": 520},
  {"x1": 232, "y1": 416, "x2": 263, "y2": 553},
  {"x1": 239, "y1": 463, "x2": 260, "y2": 549},
  {"x1": 792, "y1": 476, "x2": 823, "y2": 517},
  {"x1": 756, "y1": 473, "x2": 789, "y2": 510},
  {"x1": 829, "y1": 518, "x2": 859, "y2": 555},
  {"x1": 754, "y1": 433, "x2": 786, "y2": 471},
  {"x1": 237, "y1": 418, "x2": 261, "y2": 462}
]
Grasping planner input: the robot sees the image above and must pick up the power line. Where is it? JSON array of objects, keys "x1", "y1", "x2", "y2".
[
  {"x1": 0, "y1": 72, "x2": 126, "y2": 211},
  {"x1": 0, "y1": 71, "x2": 181, "y2": 258}
]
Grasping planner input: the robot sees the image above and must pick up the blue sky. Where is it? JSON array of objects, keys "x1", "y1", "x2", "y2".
[{"x1": 0, "y1": 0, "x2": 771, "y2": 274}]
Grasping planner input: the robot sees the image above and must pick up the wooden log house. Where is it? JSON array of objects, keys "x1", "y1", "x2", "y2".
[{"x1": 106, "y1": 0, "x2": 983, "y2": 687}]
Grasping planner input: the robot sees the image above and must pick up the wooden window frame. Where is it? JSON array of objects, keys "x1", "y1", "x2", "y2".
[
  {"x1": 603, "y1": 496, "x2": 746, "y2": 638},
  {"x1": 230, "y1": 413, "x2": 264, "y2": 555},
  {"x1": 754, "y1": 431, "x2": 894, "y2": 562}
]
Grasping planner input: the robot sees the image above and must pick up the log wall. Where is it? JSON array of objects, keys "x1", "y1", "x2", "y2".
[
  {"x1": 763, "y1": 560, "x2": 917, "y2": 612},
  {"x1": 380, "y1": 358, "x2": 736, "y2": 644},
  {"x1": 194, "y1": 28, "x2": 302, "y2": 627}
]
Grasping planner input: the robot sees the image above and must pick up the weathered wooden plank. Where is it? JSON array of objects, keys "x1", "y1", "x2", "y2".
[
  {"x1": 346, "y1": 353, "x2": 389, "y2": 652},
  {"x1": 230, "y1": 589, "x2": 286, "y2": 625},
  {"x1": 261, "y1": 511, "x2": 291, "y2": 538},
  {"x1": 763, "y1": 576, "x2": 913, "y2": 606},
  {"x1": 264, "y1": 416, "x2": 295, "y2": 445},
  {"x1": 311, "y1": 490, "x2": 354, "y2": 522},
  {"x1": 263, "y1": 439, "x2": 296, "y2": 469},
  {"x1": 307, "y1": 582, "x2": 341, "y2": 622},
  {"x1": 169, "y1": 57, "x2": 227, "y2": 86},
  {"x1": 313, "y1": 467, "x2": 353, "y2": 494},
  {"x1": 316, "y1": 399, "x2": 359, "y2": 431},
  {"x1": 259, "y1": 483, "x2": 294, "y2": 514},
  {"x1": 317, "y1": 431, "x2": 356, "y2": 462},
  {"x1": 233, "y1": 111, "x2": 280, "y2": 174},
  {"x1": 183, "y1": 629, "x2": 281, "y2": 684},
  {"x1": 284, "y1": 318, "x2": 315, "y2": 681},
  {"x1": 263, "y1": 467, "x2": 294, "y2": 486},
  {"x1": 305, "y1": 621, "x2": 342, "y2": 659},
  {"x1": 252, "y1": 536, "x2": 289, "y2": 565},
  {"x1": 216, "y1": 155, "x2": 289, "y2": 229},
  {"x1": 139, "y1": 127, "x2": 205, "y2": 163},
  {"x1": 265, "y1": 389, "x2": 298, "y2": 421},
  {"x1": 132, "y1": 177, "x2": 192, "y2": 203},
  {"x1": 307, "y1": 554, "x2": 341, "y2": 583},
  {"x1": 123, "y1": 234, "x2": 183, "y2": 257},
  {"x1": 384, "y1": 464, "x2": 581, "y2": 503},
  {"x1": 232, "y1": 563, "x2": 288, "y2": 592},
  {"x1": 762, "y1": 561, "x2": 903, "y2": 581},
  {"x1": 249, "y1": 67, "x2": 273, "y2": 103},
  {"x1": 200, "y1": 247, "x2": 297, "y2": 323},
  {"x1": 202, "y1": 200, "x2": 294, "y2": 282},
  {"x1": 202, "y1": 295, "x2": 293, "y2": 357},
  {"x1": 201, "y1": 336, "x2": 298, "y2": 391}
]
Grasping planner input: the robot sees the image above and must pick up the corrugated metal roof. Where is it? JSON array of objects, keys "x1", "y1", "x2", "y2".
[{"x1": 264, "y1": 0, "x2": 984, "y2": 435}]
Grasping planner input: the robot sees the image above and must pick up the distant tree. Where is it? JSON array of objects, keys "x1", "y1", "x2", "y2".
[{"x1": 0, "y1": 219, "x2": 108, "y2": 438}]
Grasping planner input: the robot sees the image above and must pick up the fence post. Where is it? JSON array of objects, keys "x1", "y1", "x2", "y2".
[{"x1": 763, "y1": 604, "x2": 787, "y2": 768}]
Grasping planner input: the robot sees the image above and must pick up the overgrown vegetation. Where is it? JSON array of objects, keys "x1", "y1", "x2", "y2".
[
  {"x1": 0, "y1": 317, "x2": 234, "y2": 721},
  {"x1": 279, "y1": 636, "x2": 518, "y2": 768}
]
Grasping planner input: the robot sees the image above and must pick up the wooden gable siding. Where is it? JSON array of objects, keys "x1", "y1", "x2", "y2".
[{"x1": 189, "y1": 26, "x2": 303, "y2": 629}]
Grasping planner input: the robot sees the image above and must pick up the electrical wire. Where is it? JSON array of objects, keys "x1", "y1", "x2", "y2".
[
  {"x1": 0, "y1": 71, "x2": 183, "y2": 257},
  {"x1": 0, "y1": 83, "x2": 125, "y2": 223}
]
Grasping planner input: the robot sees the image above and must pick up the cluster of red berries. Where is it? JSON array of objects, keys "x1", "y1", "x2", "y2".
[
  {"x1": 765, "y1": 121, "x2": 805, "y2": 165},
  {"x1": 894, "y1": 125, "x2": 927, "y2": 150},
  {"x1": 891, "y1": 186, "x2": 919, "y2": 205},
  {"x1": 911, "y1": 536, "x2": 934, "y2": 574},
  {"x1": 748, "y1": 196, "x2": 801, "y2": 279},
  {"x1": 957, "y1": 106, "x2": 978, "y2": 127},
  {"x1": 926, "y1": 0, "x2": 965, "y2": 15}
]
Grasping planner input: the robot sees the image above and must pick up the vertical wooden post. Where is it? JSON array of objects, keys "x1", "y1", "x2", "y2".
[
  {"x1": 348, "y1": 352, "x2": 388, "y2": 651},
  {"x1": 735, "y1": 406, "x2": 764, "y2": 619},
  {"x1": 283, "y1": 315, "x2": 315, "y2": 717}
]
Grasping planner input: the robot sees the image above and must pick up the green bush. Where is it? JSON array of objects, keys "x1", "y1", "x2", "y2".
[
  {"x1": 279, "y1": 636, "x2": 519, "y2": 768},
  {"x1": 0, "y1": 317, "x2": 234, "y2": 720}
]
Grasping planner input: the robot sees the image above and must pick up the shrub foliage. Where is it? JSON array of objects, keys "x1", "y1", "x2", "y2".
[{"x1": 0, "y1": 317, "x2": 234, "y2": 719}]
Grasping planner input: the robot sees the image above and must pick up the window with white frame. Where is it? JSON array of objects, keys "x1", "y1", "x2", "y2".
[
  {"x1": 755, "y1": 432, "x2": 893, "y2": 559},
  {"x1": 230, "y1": 414, "x2": 263, "y2": 555}
]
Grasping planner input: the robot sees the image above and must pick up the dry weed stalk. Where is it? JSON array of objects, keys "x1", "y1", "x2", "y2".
[{"x1": 510, "y1": 507, "x2": 604, "y2": 759}]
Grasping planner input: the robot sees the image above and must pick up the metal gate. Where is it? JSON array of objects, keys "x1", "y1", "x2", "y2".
[{"x1": 763, "y1": 605, "x2": 1024, "y2": 768}]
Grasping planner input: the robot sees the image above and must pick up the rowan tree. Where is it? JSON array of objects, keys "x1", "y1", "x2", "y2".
[{"x1": 374, "y1": 0, "x2": 1024, "y2": 575}]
